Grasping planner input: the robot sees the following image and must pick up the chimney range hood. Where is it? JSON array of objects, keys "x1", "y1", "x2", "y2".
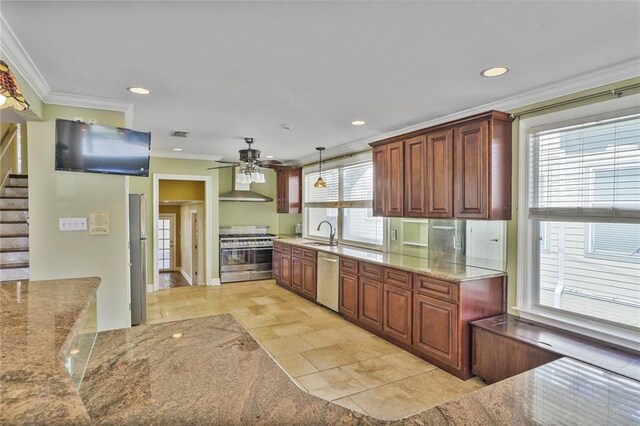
[{"x1": 219, "y1": 169, "x2": 273, "y2": 202}]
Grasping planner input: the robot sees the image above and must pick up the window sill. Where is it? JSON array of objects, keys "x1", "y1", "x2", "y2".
[{"x1": 513, "y1": 306, "x2": 640, "y2": 353}]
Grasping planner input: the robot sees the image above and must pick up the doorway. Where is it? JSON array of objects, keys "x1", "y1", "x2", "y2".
[{"x1": 158, "y1": 213, "x2": 176, "y2": 272}]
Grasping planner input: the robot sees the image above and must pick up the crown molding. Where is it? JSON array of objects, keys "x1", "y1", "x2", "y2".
[
  {"x1": 296, "y1": 58, "x2": 640, "y2": 165},
  {"x1": 0, "y1": 14, "x2": 134, "y2": 126},
  {"x1": 150, "y1": 150, "x2": 223, "y2": 162}
]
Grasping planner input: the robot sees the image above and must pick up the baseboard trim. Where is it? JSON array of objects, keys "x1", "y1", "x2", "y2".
[
  {"x1": 179, "y1": 267, "x2": 193, "y2": 285},
  {"x1": 207, "y1": 277, "x2": 221, "y2": 286}
]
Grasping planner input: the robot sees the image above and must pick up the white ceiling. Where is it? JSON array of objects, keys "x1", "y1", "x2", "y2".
[{"x1": 2, "y1": 1, "x2": 639, "y2": 164}]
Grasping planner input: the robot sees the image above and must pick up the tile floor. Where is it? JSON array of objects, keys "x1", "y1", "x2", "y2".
[
  {"x1": 158, "y1": 271, "x2": 190, "y2": 289},
  {"x1": 146, "y1": 280, "x2": 485, "y2": 420}
]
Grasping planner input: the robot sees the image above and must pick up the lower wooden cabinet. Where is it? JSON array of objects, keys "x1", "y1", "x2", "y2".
[
  {"x1": 359, "y1": 278, "x2": 383, "y2": 331},
  {"x1": 291, "y1": 257, "x2": 303, "y2": 291},
  {"x1": 383, "y1": 284, "x2": 412, "y2": 345},
  {"x1": 301, "y1": 261, "x2": 317, "y2": 299},
  {"x1": 280, "y1": 253, "x2": 292, "y2": 286},
  {"x1": 339, "y1": 273, "x2": 359, "y2": 320},
  {"x1": 413, "y1": 293, "x2": 459, "y2": 368},
  {"x1": 273, "y1": 251, "x2": 281, "y2": 280}
]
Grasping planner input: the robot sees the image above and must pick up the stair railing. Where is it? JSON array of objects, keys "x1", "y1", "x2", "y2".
[{"x1": 0, "y1": 124, "x2": 18, "y2": 189}]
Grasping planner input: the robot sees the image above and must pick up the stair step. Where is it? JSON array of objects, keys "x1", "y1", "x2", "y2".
[
  {"x1": 0, "y1": 208, "x2": 28, "y2": 211},
  {"x1": 0, "y1": 247, "x2": 29, "y2": 253},
  {"x1": 0, "y1": 233, "x2": 29, "y2": 238},
  {"x1": 8, "y1": 174, "x2": 27, "y2": 179},
  {"x1": 2, "y1": 187, "x2": 28, "y2": 197},
  {"x1": 0, "y1": 251, "x2": 29, "y2": 264},
  {"x1": 0, "y1": 196, "x2": 28, "y2": 199},
  {"x1": 0, "y1": 267, "x2": 29, "y2": 281},
  {"x1": 0, "y1": 221, "x2": 28, "y2": 224},
  {"x1": 5, "y1": 185, "x2": 28, "y2": 189},
  {"x1": 0, "y1": 262, "x2": 29, "y2": 269}
]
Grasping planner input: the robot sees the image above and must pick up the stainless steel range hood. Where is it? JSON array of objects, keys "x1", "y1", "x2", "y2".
[{"x1": 219, "y1": 169, "x2": 273, "y2": 202}]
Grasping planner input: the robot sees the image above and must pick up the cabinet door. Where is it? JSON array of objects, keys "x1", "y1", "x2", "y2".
[
  {"x1": 404, "y1": 135, "x2": 428, "y2": 217},
  {"x1": 454, "y1": 120, "x2": 489, "y2": 219},
  {"x1": 413, "y1": 293, "x2": 459, "y2": 368},
  {"x1": 291, "y1": 256, "x2": 303, "y2": 291},
  {"x1": 273, "y1": 251, "x2": 281, "y2": 280},
  {"x1": 372, "y1": 146, "x2": 387, "y2": 216},
  {"x1": 280, "y1": 254, "x2": 292, "y2": 286},
  {"x1": 427, "y1": 129, "x2": 454, "y2": 218},
  {"x1": 339, "y1": 273, "x2": 358, "y2": 319},
  {"x1": 276, "y1": 170, "x2": 286, "y2": 213},
  {"x1": 383, "y1": 284, "x2": 412, "y2": 345},
  {"x1": 359, "y1": 278, "x2": 383, "y2": 331},
  {"x1": 386, "y1": 141, "x2": 404, "y2": 216},
  {"x1": 287, "y1": 168, "x2": 302, "y2": 214},
  {"x1": 302, "y1": 261, "x2": 317, "y2": 299}
]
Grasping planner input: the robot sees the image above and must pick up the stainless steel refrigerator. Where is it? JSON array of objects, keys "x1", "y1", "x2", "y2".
[{"x1": 129, "y1": 194, "x2": 147, "y2": 326}]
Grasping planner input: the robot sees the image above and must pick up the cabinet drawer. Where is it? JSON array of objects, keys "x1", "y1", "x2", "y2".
[
  {"x1": 415, "y1": 275, "x2": 458, "y2": 303},
  {"x1": 275, "y1": 242, "x2": 291, "y2": 254},
  {"x1": 384, "y1": 268, "x2": 412, "y2": 289},
  {"x1": 340, "y1": 258, "x2": 359, "y2": 275},
  {"x1": 291, "y1": 246, "x2": 303, "y2": 257},
  {"x1": 303, "y1": 249, "x2": 317, "y2": 262},
  {"x1": 359, "y1": 262, "x2": 384, "y2": 281}
]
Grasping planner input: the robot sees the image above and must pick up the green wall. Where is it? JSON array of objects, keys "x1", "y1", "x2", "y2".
[
  {"x1": 504, "y1": 76, "x2": 640, "y2": 314},
  {"x1": 28, "y1": 104, "x2": 129, "y2": 332}
]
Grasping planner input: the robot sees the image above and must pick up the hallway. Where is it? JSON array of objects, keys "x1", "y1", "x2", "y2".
[{"x1": 158, "y1": 272, "x2": 190, "y2": 289}]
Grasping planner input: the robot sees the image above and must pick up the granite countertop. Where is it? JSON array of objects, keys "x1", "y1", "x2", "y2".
[
  {"x1": 0, "y1": 277, "x2": 101, "y2": 425},
  {"x1": 81, "y1": 314, "x2": 640, "y2": 425},
  {"x1": 276, "y1": 236, "x2": 506, "y2": 282}
]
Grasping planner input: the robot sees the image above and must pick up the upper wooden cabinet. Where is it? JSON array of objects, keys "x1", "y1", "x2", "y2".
[
  {"x1": 372, "y1": 140, "x2": 404, "y2": 217},
  {"x1": 370, "y1": 111, "x2": 512, "y2": 220},
  {"x1": 275, "y1": 167, "x2": 302, "y2": 214}
]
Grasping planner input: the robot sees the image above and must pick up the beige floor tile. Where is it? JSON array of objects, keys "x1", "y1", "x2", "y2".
[
  {"x1": 247, "y1": 303, "x2": 295, "y2": 316},
  {"x1": 394, "y1": 369, "x2": 485, "y2": 408},
  {"x1": 273, "y1": 353, "x2": 319, "y2": 377},
  {"x1": 340, "y1": 358, "x2": 409, "y2": 389},
  {"x1": 349, "y1": 383, "x2": 426, "y2": 421},
  {"x1": 271, "y1": 321, "x2": 315, "y2": 337},
  {"x1": 332, "y1": 396, "x2": 368, "y2": 415},
  {"x1": 261, "y1": 335, "x2": 315, "y2": 356},
  {"x1": 249, "y1": 326, "x2": 281, "y2": 342},
  {"x1": 302, "y1": 317, "x2": 346, "y2": 331},
  {"x1": 251, "y1": 295, "x2": 287, "y2": 305},
  {"x1": 380, "y1": 351, "x2": 437, "y2": 377},
  {"x1": 333, "y1": 324, "x2": 375, "y2": 341},
  {"x1": 236, "y1": 313, "x2": 281, "y2": 329},
  {"x1": 297, "y1": 368, "x2": 367, "y2": 401},
  {"x1": 338, "y1": 336, "x2": 401, "y2": 361},
  {"x1": 300, "y1": 329, "x2": 350, "y2": 348},
  {"x1": 271, "y1": 309, "x2": 313, "y2": 324},
  {"x1": 300, "y1": 345, "x2": 360, "y2": 370}
]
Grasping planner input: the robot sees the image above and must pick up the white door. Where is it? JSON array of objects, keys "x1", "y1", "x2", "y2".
[
  {"x1": 158, "y1": 214, "x2": 176, "y2": 272},
  {"x1": 191, "y1": 211, "x2": 199, "y2": 284}
]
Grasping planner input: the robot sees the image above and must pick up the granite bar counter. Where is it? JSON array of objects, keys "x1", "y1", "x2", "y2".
[
  {"x1": 276, "y1": 236, "x2": 506, "y2": 282},
  {"x1": 0, "y1": 277, "x2": 101, "y2": 425}
]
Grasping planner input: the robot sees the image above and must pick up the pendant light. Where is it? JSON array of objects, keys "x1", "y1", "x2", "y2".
[
  {"x1": 314, "y1": 147, "x2": 327, "y2": 188},
  {"x1": 0, "y1": 61, "x2": 29, "y2": 111}
]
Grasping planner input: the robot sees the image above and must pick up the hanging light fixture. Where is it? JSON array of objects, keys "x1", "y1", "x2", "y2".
[
  {"x1": 314, "y1": 147, "x2": 327, "y2": 188},
  {"x1": 0, "y1": 61, "x2": 29, "y2": 111}
]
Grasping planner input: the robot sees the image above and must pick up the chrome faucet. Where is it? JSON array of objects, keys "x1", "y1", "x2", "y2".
[{"x1": 317, "y1": 221, "x2": 337, "y2": 246}]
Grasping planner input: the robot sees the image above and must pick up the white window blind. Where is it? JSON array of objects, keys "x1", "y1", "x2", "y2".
[
  {"x1": 343, "y1": 162, "x2": 374, "y2": 201},
  {"x1": 528, "y1": 113, "x2": 640, "y2": 222},
  {"x1": 304, "y1": 169, "x2": 339, "y2": 203}
]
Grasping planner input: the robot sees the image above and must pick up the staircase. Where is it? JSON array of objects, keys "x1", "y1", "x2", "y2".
[{"x1": 0, "y1": 174, "x2": 29, "y2": 282}]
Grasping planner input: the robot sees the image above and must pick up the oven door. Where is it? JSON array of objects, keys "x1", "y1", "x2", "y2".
[
  {"x1": 220, "y1": 247, "x2": 254, "y2": 272},
  {"x1": 252, "y1": 247, "x2": 273, "y2": 271}
]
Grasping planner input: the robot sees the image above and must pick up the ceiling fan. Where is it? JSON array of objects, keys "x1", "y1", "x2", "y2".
[{"x1": 206, "y1": 137, "x2": 283, "y2": 170}]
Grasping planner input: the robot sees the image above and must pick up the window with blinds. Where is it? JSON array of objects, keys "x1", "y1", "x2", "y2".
[
  {"x1": 303, "y1": 160, "x2": 383, "y2": 247},
  {"x1": 522, "y1": 102, "x2": 640, "y2": 332}
]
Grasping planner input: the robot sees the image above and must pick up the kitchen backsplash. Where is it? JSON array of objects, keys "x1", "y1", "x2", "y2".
[{"x1": 387, "y1": 218, "x2": 507, "y2": 272}]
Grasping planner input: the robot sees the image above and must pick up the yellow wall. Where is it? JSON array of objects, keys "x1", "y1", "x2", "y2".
[
  {"x1": 28, "y1": 104, "x2": 129, "y2": 331},
  {"x1": 159, "y1": 205, "x2": 182, "y2": 268},
  {"x1": 159, "y1": 179, "x2": 205, "y2": 201},
  {"x1": 504, "y1": 76, "x2": 640, "y2": 314}
]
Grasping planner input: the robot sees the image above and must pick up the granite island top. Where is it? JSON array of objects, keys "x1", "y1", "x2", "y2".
[
  {"x1": 82, "y1": 314, "x2": 640, "y2": 425},
  {"x1": 0, "y1": 277, "x2": 101, "y2": 425},
  {"x1": 276, "y1": 236, "x2": 506, "y2": 282}
]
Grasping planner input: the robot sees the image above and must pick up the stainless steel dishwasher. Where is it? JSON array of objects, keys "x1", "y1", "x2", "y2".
[{"x1": 316, "y1": 253, "x2": 339, "y2": 312}]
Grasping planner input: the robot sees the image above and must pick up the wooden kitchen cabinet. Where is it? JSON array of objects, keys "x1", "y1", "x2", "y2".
[
  {"x1": 359, "y1": 277, "x2": 383, "y2": 331},
  {"x1": 301, "y1": 260, "x2": 317, "y2": 300},
  {"x1": 372, "y1": 141, "x2": 404, "y2": 217},
  {"x1": 273, "y1": 251, "x2": 281, "y2": 280},
  {"x1": 275, "y1": 167, "x2": 302, "y2": 214},
  {"x1": 383, "y1": 284, "x2": 412, "y2": 345},
  {"x1": 279, "y1": 253, "x2": 292, "y2": 286},
  {"x1": 339, "y1": 272, "x2": 359, "y2": 320},
  {"x1": 370, "y1": 110, "x2": 512, "y2": 220},
  {"x1": 413, "y1": 293, "x2": 459, "y2": 368},
  {"x1": 291, "y1": 256, "x2": 303, "y2": 291}
]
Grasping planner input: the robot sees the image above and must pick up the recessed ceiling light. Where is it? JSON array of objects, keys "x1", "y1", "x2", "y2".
[
  {"x1": 127, "y1": 87, "x2": 150, "y2": 95},
  {"x1": 481, "y1": 66, "x2": 510, "y2": 78},
  {"x1": 172, "y1": 148, "x2": 183, "y2": 152},
  {"x1": 266, "y1": 155, "x2": 275, "y2": 158},
  {"x1": 351, "y1": 120, "x2": 366, "y2": 126},
  {"x1": 281, "y1": 124, "x2": 293, "y2": 130},
  {"x1": 172, "y1": 333, "x2": 183, "y2": 339}
]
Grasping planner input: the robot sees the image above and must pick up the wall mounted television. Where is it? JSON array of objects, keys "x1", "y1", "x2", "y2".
[{"x1": 55, "y1": 119, "x2": 151, "y2": 177}]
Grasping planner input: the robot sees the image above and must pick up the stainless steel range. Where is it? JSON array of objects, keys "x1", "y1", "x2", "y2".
[{"x1": 219, "y1": 226, "x2": 277, "y2": 283}]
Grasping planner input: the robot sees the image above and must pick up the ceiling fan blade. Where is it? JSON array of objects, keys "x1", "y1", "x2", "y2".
[
  {"x1": 257, "y1": 160, "x2": 283, "y2": 166},
  {"x1": 206, "y1": 163, "x2": 240, "y2": 170},
  {"x1": 216, "y1": 160, "x2": 243, "y2": 164}
]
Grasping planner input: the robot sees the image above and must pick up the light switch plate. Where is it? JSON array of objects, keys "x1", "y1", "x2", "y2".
[
  {"x1": 59, "y1": 217, "x2": 87, "y2": 231},
  {"x1": 89, "y1": 212, "x2": 109, "y2": 235}
]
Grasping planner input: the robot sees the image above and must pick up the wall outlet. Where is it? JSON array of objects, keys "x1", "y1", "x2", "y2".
[{"x1": 59, "y1": 217, "x2": 87, "y2": 231}]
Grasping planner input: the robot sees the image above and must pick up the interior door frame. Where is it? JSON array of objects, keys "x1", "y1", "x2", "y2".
[
  {"x1": 153, "y1": 174, "x2": 215, "y2": 291},
  {"x1": 158, "y1": 213, "x2": 177, "y2": 272},
  {"x1": 191, "y1": 209, "x2": 199, "y2": 284}
]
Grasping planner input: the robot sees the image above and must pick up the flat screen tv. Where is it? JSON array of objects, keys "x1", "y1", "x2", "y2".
[{"x1": 55, "y1": 119, "x2": 151, "y2": 177}]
